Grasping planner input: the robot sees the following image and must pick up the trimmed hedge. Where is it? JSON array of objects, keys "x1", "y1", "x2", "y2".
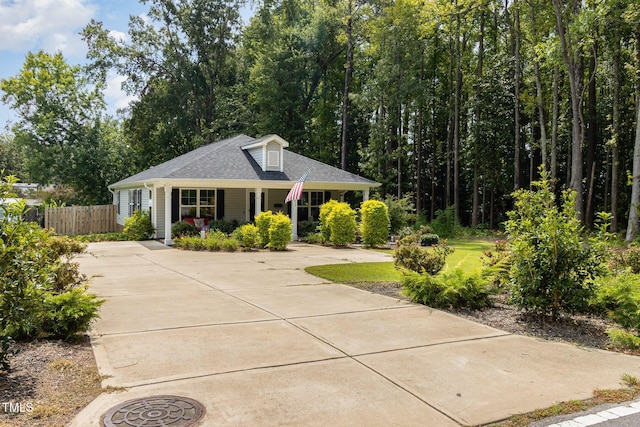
[{"x1": 360, "y1": 200, "x2": 389, "y2": 248}]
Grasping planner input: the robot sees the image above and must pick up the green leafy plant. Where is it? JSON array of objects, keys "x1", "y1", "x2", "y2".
[
  {"x1": 384, "y1": 194, "x2": 415, "y2": 235},
  {"x1": 430, "y1": 205, "x2": 457, "y2": 237},
  {"x1": 327, "y1": 202, "x2": 357, "y2": 246},
  {"x1": 595, "y1": 272, "x2": 640, "y2": 331},
  {"x1": 401, "y1": 268, "x2": 493, "y2": 309},
  {"x1": 607, "y1": 329, "x2": 640, "y2": 350},
  {"x1": 0, "y1": 174, "x2": 103, "y2": 368},
  {"x1": 319, "y1": 200, "x2": 339, "y2": 241},
  {"x1": 233, "y1": 223, "x2": 260, "y2": 249},
  {"x1": 297, "y1": 220, "x2": 319, "y2": 238},
  {"x1": 394, "y1": 243, "x2": 452, "y2": 275},
  {"x1": 505, "y1": 168, "x2": 607, "y2": 319},
  {"x1": 303, "y1": 232, "x2": 325, "y2": 244},
  {"x1": 420, "y1": 233, "x2": 440, "y2": 246},
  {"x1": 172, "y1": 221, "x2": 199, "y2": 238},
  {"x1": 41, "y1": 287, "x2": 104, "y2": 339},
  {"x1": 268, "y1": 212, "x2": 292, "y2": 250},
  {"x1": 360, "y1": 199, "x2": 389, "y2": 248},
  {"x1": 255, "y1": 210, "x2": 273, "y2": 248},
  {"x1": 123, "y1": 209, "x2": 155, "y2": 240}
]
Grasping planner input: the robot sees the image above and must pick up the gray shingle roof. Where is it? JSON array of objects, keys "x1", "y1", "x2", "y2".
[{"x1": 110, "y1": 134, "x2": 379, "y2": 187}]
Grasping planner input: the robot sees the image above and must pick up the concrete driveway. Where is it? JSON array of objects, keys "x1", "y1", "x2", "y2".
[{"x1": 70, "y1": 241, "x2": 640, "y2": 426}]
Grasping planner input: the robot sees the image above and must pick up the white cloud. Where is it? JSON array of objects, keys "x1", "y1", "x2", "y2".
[
  {"x1": 107, "y1": 29, "x2": 127, "y2": 43},
  {"x1": 104, "y1": 72, "x2": 137, "y2": 113},
  {"x1": 0, "y1": 0, "x2": 96, "y2": 58}
]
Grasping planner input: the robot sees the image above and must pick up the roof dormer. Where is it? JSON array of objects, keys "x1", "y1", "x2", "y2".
[{"x1": 241, "y1": 134, "x2": 289, "y2": 172}]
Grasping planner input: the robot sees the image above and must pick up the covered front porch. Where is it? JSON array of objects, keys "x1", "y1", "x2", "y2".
[{"x1": 147, "y1": 184, "x2": 370, "y2": 245}]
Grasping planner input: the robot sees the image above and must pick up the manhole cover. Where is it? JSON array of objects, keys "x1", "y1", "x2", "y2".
[{"x1": 101, "y1": 395, "x2": 206, "y2": 427}]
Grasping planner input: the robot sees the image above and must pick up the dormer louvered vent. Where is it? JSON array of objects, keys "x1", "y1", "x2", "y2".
[{"x1": 241, "y1": 135, "x2": 289, "y2": 172}]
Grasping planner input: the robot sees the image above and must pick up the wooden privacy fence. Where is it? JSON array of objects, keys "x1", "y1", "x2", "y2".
[{"x1": 45, "y1": 205, "x2": 118, "y2": 235}]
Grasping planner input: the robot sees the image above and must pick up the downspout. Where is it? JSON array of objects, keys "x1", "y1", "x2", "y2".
[{"x1": 143, "y1": 182, "x2": 157, "y2": 239}]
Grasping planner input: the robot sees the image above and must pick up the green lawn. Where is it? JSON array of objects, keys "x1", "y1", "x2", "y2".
[{"x1": 305, "y1": 239, "x2": 495, "y2": 284}]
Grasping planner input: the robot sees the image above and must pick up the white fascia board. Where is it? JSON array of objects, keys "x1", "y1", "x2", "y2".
[
  {"x1": 110, "y1": 178, "x2": 379, "y2": 192},
  {"x1": 240, "y1": 134, "x2": 289, "y2": 150}
]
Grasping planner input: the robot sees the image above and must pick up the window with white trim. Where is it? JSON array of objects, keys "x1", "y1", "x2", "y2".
[
  {"x1": 296, "y1": 191, "x2": 328, "y2": 221},
  {"x1": 180, "y1": 189, "x2": 216, "y2": 219},
  {"x1": 129, "y1": 189, "x2": 142, "y2": 216}
]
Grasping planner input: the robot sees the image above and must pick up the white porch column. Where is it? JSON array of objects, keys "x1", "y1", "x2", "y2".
[
  {"x1": 255, "y1": 187, "x2": 262, "y2": 218},
  {"x1": 363, "y1": 188, "x2": 370, "y2": 201},
  {"x1": 164, "y1": 184, "x2": 173, "y2": 245},
  {"x1": 150, "y1": 185, "x2": 157, "y2": 239},
  {"x1": 291, "y1": 199, "x2": 298, "y2": 241}
]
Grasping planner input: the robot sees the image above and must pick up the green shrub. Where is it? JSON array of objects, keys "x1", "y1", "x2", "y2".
[
  {"x1": 595, "y1": 272, "x2": 640, "y2": 331},
  {"x1": 360, "y1": 200, "x2": 389, "y2": 248},
  {"x1": 401, "y1": 268, "x2": 493, "y2": 309},
  {"x1": 233, "y1": 223, "x2": 260, "y2": 249},
  {"x1": 430, "y1": 205, "x2": 456, "y2": 237},
  {"x1": 172, "y1": 221, "x2": 199, "y2": 238},
  {"x1": 222, "y1": 238, "x2": 239, "y2": 252},
  {"x1": 505, "y1": 168, "x2": 607, "y2": 319},
  {"x1": 41, "y1": 287, "x2": 104, "y2": 339},
  {"x1": 209, "y1": 218, "x2": 236, "y2": 234},
  {"x1": 393, "y1": 244, "x2": 452, "y2": 275},
  {"x1": 297, "y1": 220, "x2": 319, "y2": 238},
  {"x1": 319, "y1": 200, "x2": 339, "y2": 241},
  {"x1": 268, "y1": 212, "x2": 292, "y2": 250},
  {"x1": 0, "y1": 174, "x2": 103, "y2": 362},
  {"x1": 205, "y1": 235, "x2": 222, "y2": 251},
  {"x1": 611, "y1": 246, "x2": 640, "y2": 274},
  {"x1": 420, "y1": 233, "x2": 440, "y2": 246},
  {"x1": 124, "y1": 209, "x2": 155, "y2": 240},
  {"x1": 304, "y1": 232, "x2": 325, "y2": 245},
  {"x1": 255, "y1": 210, "x2": 273, "y2": 248},
  {"x1": 327, "y1": 202, "x2": 357, "y2": 246},
  {"x1": 607, "y1": 328, "x2": 640, "y2": 350},
  {"x1": 384, "y1": 194, "x2": 415, "y2": 234}
]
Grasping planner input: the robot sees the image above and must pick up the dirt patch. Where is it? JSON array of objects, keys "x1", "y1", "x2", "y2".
[{"x1": 0, "y1": 336, "x2": 103, "y2": 427}]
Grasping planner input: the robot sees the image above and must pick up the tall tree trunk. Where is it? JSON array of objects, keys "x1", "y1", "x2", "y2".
[
  {"x1": 626, "y1": 104, "x2": 640, "y2": 242},
  {"x1": 611, "y1": 38, "x2": 621, "y2": 232},
  {"x1": 340, "y1": 0, "x2": 354, "y2": 171},
  {"x1": 585, "y1": 46, "x2": 598, "y2": 226},
  {"x1": 530, "y1": 1, "x2": 547, "y2": 171},
  {"x1": 453, "y1": 12, "x2": 462, "y2": 221},
  {"x1": 551, "y1": 65, "x2": 559, "y2": 180},
  {"x1": 511, "y1": 0, "x2": 521, "y2": 190},
  {"x1": 472, "y1": 10, "x2": 485, "y2": 228},
  {"x1": 552, "y1": 0, "x2": 584, "y2": 220},
  {"x1": 626, "y1": 27, "x2": 640, "y2": 241}
]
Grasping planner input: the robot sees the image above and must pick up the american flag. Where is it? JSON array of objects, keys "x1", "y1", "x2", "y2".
[{"x1": 285, "y1": 171, "x2": 309, "y2": 203}]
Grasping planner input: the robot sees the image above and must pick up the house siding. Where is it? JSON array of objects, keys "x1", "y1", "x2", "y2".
[
  {"x1": 224, "y1": 188, "x2": 246, "y2": 223},
  {"x1": 246, "y1": 147, "x2": 263, "y2": 170}
]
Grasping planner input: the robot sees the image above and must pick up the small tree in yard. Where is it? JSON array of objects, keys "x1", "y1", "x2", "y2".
[
  {"x1": 360, "y1": 200, "x2": 389, "y2": 248},
  {"x1": 268, "y1": 212, "x2": 292, "y2": 250},
  {"x1": 327, "y1": 202, "x2": 357, "y2": 246},
  {"x1": 0, "y1": 175, "x2": 103, "y2": 370},
  {"x1": 505, "y1": 168, "x2": 606, "y2": 319},
  {"x1": 255, "y1": 210, "x2": 273, "y2": 248},
  {"x1": 319, "y1": 200, "x2": 339, "y2": 241}
]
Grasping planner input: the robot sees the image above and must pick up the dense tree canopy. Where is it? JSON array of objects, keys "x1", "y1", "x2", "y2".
[{"x1": 1, "y1": 0, "x2": 640, "y2": 234}]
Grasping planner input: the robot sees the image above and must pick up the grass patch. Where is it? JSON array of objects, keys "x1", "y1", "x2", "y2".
[
  {"x1": 441, "y1": 239, "x2": 494, "y2": 273},
  {"x1": 305, "y1": 239, "x2": 493, "y2": 285},
  {"x1": 305, "y1": 262, "x2": 402, "y2": 284}
]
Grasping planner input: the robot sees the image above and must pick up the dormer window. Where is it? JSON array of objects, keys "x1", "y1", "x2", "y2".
[{"x1": 241, "y1": 134, "x2": 288, "y2": 172}]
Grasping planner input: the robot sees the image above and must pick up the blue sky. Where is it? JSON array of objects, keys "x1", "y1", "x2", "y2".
[{"x1": 0, "y1": 0, "x2": 253, "y2": 132}]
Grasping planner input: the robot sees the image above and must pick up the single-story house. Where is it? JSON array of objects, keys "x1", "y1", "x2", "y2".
[{"x1": 108, "y1": 134, "x2": 380, "y2": 244}]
